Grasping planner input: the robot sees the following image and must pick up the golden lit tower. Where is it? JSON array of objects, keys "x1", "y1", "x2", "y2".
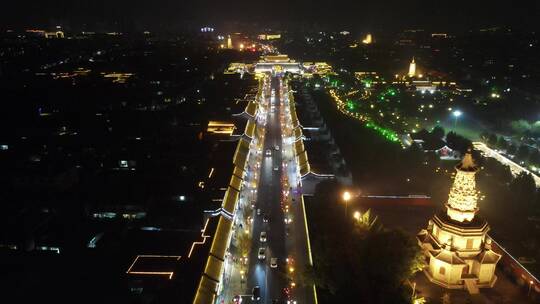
[
  {"x1": 408, "y1": 57, "x2": 416, "y2": 77},
  {"x1": 417, "y1": 151, "x2": 501, "y2": 292},
  {"x1": 227, "y1": 35, "x2": 233, "y2": 49}
]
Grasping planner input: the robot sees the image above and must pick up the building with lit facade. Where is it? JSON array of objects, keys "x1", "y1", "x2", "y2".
[
  {"x1": 362, "y1": 33, "x2": 373, "y2": 44},
  {"x1": 25, "y1": 29, "x2": 65, "y2": 39},
  {"x1": 417, "y1": 151, "x2": 501, "y2": 292},
  {"x1": 254, "y1": 55, "x2": 302, "y2": 74},
  {"x1": 302, "y1": 62, "x2": 334, "y2": 76},
  {"x1": 412, "y1": 80, "x2": 437, "y2": 94},
  {"x1": 257, "y1": 34, "x2": 281, "y2": 40}
]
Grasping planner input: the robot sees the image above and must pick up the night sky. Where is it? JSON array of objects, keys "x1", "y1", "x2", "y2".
[{"x1": 1, "y1": 0, "x2": 539, "y2": 31}]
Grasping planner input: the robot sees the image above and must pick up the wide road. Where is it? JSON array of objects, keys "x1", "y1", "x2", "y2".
[
  {"x1": 473, "y1": 141, "x2": 540, "y2": 187},
  {"x1": 246, "y1": 76, "x2": 288, "y2": 303}
]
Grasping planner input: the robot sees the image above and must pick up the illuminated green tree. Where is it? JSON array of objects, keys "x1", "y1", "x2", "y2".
[
  {"x1": 510, "y1": 119, "x2": 531, "y2": 135},
  {"x1": 353, "y1": 209, "x2": 380, "y2": 238},
  {"x1": 237, "y1": 232, "x2": 251, "y2": 258}
]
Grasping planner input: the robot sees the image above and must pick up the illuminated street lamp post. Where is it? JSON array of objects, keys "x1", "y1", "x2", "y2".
[
  {"x1": 528, "y1": 280, "x2": 534, "y2": 297},
  {"x1": 240, "y1": 270, "x2": 245, "y2": 289},
  {"x1": 453, "y1": 110, "x2": 462, "y2": 130},
  {"x1": 411, "y1": 281, "x2": 417, "y2": 301},
  {"x1": 342, "y1": 191, "x2": 351, "y2": 219}
]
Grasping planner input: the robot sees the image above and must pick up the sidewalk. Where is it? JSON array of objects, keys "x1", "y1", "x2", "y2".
[
  {"x1": 279, "y1": 82, "x2": 316, "y2": 304},
  {"x1": 217, "y1": 80, "x2": 269, "y2": 304}
]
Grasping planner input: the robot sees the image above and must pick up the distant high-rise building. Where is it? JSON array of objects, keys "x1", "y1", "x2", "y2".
[
  {"x1": 362, "y1": 33, "x2": 372, "y2": 44},
  {"x1": 408, "y1": 57, "x2": 416, "y2": 77},
  {"x1": 227, "y1": 35, "x2": 233, "y2": 49}
]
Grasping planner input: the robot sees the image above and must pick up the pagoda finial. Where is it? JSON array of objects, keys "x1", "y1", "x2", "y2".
[{"x1": 458, "y1": 149, "x2": 478, "y2": 172}]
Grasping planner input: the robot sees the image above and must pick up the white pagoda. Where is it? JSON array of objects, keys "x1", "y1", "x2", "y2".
[
  {"x1": 417, "y1": 151, "x2": 501, "y2": 292},
  {"x1": 408, "y1": 57, "x2": 416, "y2": 77}
]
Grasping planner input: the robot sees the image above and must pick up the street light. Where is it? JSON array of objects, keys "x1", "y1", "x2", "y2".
[
  {"x1": 528, "y1": 280, "x2": 534, "y2": 296},
  {"x1": 342, "y1": 191, "x2": 351, "y2": 219},
  {"x1": 453, "y1": 110, "x2": 462, "y2": 130},
  {"x1": 353, "y1": 211, "x2": 361, "y2": 221},
  {"x1": 411, "y1": 281, "x2": 417, "y2": 301}
]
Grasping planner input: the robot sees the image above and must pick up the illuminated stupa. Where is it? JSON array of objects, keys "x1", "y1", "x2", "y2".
[
  {"x1": 408, "y1": 57, "x2": 416, "y2": 77},
  {"x1": 417, "y1": 151, "x2": 501, "y2": 291},
  {"x1": 227, "y1": 35, "x2": 233, "y2": 49}
]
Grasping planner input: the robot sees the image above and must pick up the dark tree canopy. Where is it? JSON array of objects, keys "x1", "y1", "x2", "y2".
[
  {"x1": 517, "y1": 144, "x2": 531, "y2": 160},
  {"x1": 305, "y1": 181, "x2": 423, "y2": 304},
  {"x1": 446, "y1": 131, "x2": 472, "y2": 154},
  {"x1": 431, "y1": 126, "x2": 445, "y2": 140},
  {"x1": 510, "y1": 172, "x2": 537, "y2": 211}
]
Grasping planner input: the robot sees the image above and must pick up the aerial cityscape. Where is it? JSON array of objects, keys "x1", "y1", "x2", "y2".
[{"x1": 1, "y1": 1, "x2": 540, "y2": 304}]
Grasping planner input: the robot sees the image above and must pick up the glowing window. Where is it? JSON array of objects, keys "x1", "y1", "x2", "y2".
[{"x1": 439, "y1": 267, "x2": 446, "y2": 275}]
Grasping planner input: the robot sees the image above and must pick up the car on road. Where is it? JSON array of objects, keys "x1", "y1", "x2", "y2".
[
  {"x1": 270, "y1": 287, "x2": 291, "y2": 304},
  {"x1": 257, "y1": 208, "x2": 261, "y2": 216},
  {"x1": 260, "y1": 231, "x2": 267, "y2": 242},
  {"x1": 232, "y1": 295, "x2": 242, "y2": 303},
  {"x1": 265, "y1": 149, "x2": 272, "y2": 156},
  {"x1": 252, "y1": 286, "x2": 261, "y2": 301},
  {"x1": 263, "y1": 214, "x2": 269, "y2": 223},
  {"x1": 270, "y1": 257, "x2": 278, "y2": 268},
  {"x1": 275, "y1": 145, "x2": 280, "y2": 150},
  {"x1": 273, "y1": 165, "x2": 279, "y2": 171},
  {"x1": 258, "y1": 247, "x2": 266, "y2": 260},
  {"x1": 272, "y1": 300, "x2": 296, "y2": 304}
]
